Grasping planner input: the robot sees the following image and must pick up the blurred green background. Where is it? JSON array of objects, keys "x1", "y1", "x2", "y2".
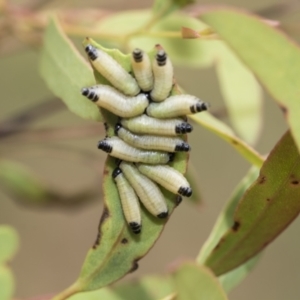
[{"x1": 1, "y1": 0, "x2": 299, "y2": 299}]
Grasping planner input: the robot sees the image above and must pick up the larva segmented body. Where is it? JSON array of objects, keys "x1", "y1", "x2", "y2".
[
  {"x1": 85, "y1": 44, "x2": 140, "y2": 96},
  {"x1": 81, "y1": 84, "x2": 149, "y2": 118},
  {"x1": 136, "y1": 164, "x2": 192, "y2": 197},
  {"x1": 115, "y1": 124, "x2": 190, "y2": 152},
  {"x1": 146, "y1": 94, "x2": 209, "y2": 119},
  {"x1": 131, "y1": 49, "x2": 154, "y2": 92},
  {"x1": 98, "y1": 136, "x2": 173, "y2": 164},
  {"x1": 150, "y1": 48, "x2": 173, "y2": 102},
  {"x1": 121, "y1": 114, "x2": 193, "y2": 136},
  {"x1": 113, "y1": 168, "x2": 141, "y2": 234}
]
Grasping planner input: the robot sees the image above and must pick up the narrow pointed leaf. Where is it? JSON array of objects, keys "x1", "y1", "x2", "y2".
[
  {"x1": 173, "y1": 262, "x2": 228, "y2": 300},
  {"x1": 197, "y1": 167, "x2": 260, "y2": 292},
  {"x1": 53, "y1": 40, "x2": 189, "y2": 298},
  {"x1": 204, "y1": 131, "x2": 300, "y2": 276},
  {"x1": 214, "y1": 43, "x2": 263, "y2": 144},
  {"x1": 190, "y1": 112, "x2": 264, "y2": 167},
  {"x1": 200, "y1": 8, "x2": 300, "y2": 151},
  {"x1": 0, "y1": 225, "x2": 19, "y2": 264},
  {"x1": 40, "y1": 17, "x2": 102, "y2": 121}
]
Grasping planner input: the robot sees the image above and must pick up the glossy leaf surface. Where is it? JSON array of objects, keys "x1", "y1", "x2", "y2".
[{"x1": 204, "y1": 131, "x2": 300, "y2": 276}]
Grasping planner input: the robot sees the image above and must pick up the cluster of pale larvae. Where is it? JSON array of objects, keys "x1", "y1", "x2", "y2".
[{"x1": 81, "y1": 43, "x2": 208, "y2": 234}]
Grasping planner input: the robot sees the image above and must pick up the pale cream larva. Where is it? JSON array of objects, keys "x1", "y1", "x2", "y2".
[
  {"x1": 85, "y1": 44, "x2": 140, "y2": 96},
  {"x1": 97, "y1": 136, "x2": 173, "y2": 164},
  {"x1": 119, "y1": 161, "x2": 168, "y2": 218},
  {"x1": 131, "y1": 48, "x2": 154, "y2": 92},
  {"x1": 112, "y1": 168, "x2": 141, "y2": 234},
  {"x1": 150, "y1": 48, "x2": 173, "y2": 102},
  {"x1": 115, "y1": 124, "x2": 190, "y2": 152},
  {"x1": 146, "y1": 94, "x2": 209, "y2": 119},
  {"x1": 81, "y1": 84, "x2": 149, "y2": 118},
  {"x1": 137, "y1": 164, "x2": 192, "y2": 197},
  {"x1": 120, "y1": 115, "x2": 193, "y2": 136}
]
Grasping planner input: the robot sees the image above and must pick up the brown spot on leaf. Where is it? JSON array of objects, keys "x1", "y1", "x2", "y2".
[
  {"x1": 213, "y1": 237, "x2": 225, "y2": 251},
  {"x1": 121, "y1": 238, "x2": 128, "y2": 244},
  {"x1": 266, "y1": 198, "x2": 271, "y2": 202},
  {"x1": 291, "y1": 180, "x2": 299, "y2": 185},
  {"x1": 92, "y1": 206, "x2": 110, "y2": 249},
  {"x1": 232, "y1": 140, "x2": 238, "y2": 145},
  {"x1": 258, "y1": 176, "x2": 266, "y2": 184},
  {"x1": 279, "y1": 105, "x2": 288, "y2": 115},
  {"x1": 232, "y1": 221, "x2": 240, "y2": 232},
  {"x1": 129, "y1": 260, "x2": 139, "y2": 273}
]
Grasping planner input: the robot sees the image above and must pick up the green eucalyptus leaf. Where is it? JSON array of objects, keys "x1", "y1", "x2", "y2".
[
  {"x1": 0, "y1": 265, "x2": 14, "y2": 300},
  {"x1": 200, "y1": 8, "x2": 300, "y2": 151},
  {"x1": 53, "y1": 40, "x2": 189, "y2": 299},
  {"x1": 0, "y1": 225, "x2": 19, "y2": 264},
  {"x1": 204, "y1": 131, "x2": 300, "y2": 276},
  {"x1": 96, "y1": 10, "x2": 214, "y2": 67},
  {"x1": 197, "y1": 167, "x2": 260, "y2": 292},
  {"x1": 152, "y1": 0, "x2": 195, "y2": 20},
  {"x1": 214, "y1": 42, "x2": 263, "y2": 145},
  {"x1": 173, "y1": 262, "x2": 228, "y2": 300},
  {"x1": 40, "y1": 17, "x2": 102, "y2": 121},
  {"x1": 68, "y1": 275, "x2": 174, "y2": 300},
  {"x1": 190, "y1": 112, "x2": 264, "y2": 167}
]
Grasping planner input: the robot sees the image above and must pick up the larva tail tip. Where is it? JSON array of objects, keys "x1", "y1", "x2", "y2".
[
  {"x1": 114, "y1": 123, "x2": 122, "y2": 135},
  {"x1": 176, "y1": 195, "x2": 183, "y2": 206},
  {"x1": 185, "y1": 123, "x2": 193, "y2": 133},
  {"x1": 112, "y1": 167, "x2": 122, "y2": 179},
  {"x1": 196, "y1": 102, "x2": 209, "y2": 112},
  {"x1": 157, "y1": 211, "x2": 168, "y2": 219},
  {"x1": 81, "y1": 87, "x2": 89, "y2": 96},
  {"x1": 168, "y1": 153, "x2": 175, "y2": 162}
]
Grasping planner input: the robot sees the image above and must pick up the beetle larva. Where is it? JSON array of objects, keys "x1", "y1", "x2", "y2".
[
  {"x1": 131, "y1": 48, "x2": 154, "y2": 92},
  {"x1": 137, "y1": 164, "x2": 192, "y2": 197},
  {"x1": 85, "y1": 44, "x2": 140, "y2": 96},
  {"x1": 81, "y1": 84, "x2": 149, "y2": 118},
  {"x1": 121, "y1": 115, "x2": 193, "y2": 136},
  {"x1": 113, "y1": 168, "x2": 141, "y2": 234},
  {"x1": 98, "y1": 136, "x2": 173, "y2": 164},
  {"x1": 150, "y1": 47, "x2": 173, "y2": 102},
  {"x1": 115, "y1": 124, "x2": 190, "y2": 152},
  {"x1": 146, "y1": 94, "x2": 209, "y2": 119}
]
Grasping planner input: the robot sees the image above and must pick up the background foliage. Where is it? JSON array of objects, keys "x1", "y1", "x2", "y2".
[{"x1": 1, "y1": 0, "x2": 300, "y2": 299}]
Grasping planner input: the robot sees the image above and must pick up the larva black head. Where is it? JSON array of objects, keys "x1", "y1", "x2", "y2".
[
  {"x1": 81, "y1": 88, "x2": 99, "y2": 102},
  {"x1": 97, "y1": 140, "x2": 113, "y2": 153},
  {"x1": 132, "y1": 48, "x2": 143, "y2": 63},
  {"x1": 157, "y1": 211, "x2": 168, "y2": 219},
  {"x1": 175, "y1": 123, "x2": 193, "y2": 134},
  {"x1": 85, "y1": 44, "x2": 98, "y2": 61},
  {"x1": 114, "y1": 123, "x2": 122, "y2": 135},
  {"x1": 191, "y1": 102, "x2": 209, "y2": 113},
  {"x1": 178, "y1": 186, "x2": 192, "y2": 197},
  {"x1": 156, "y1": 50, "x2": 167, "y2": 66},
  {"x1": 112, "y1": 167, "x2": 122, "y2": 179},
  {"x1": 175, "y1": 142, "x2": 191, "y2": 152},
  {"x1": 129, "y1": 222, "x2": 141, "y2": 234}
]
